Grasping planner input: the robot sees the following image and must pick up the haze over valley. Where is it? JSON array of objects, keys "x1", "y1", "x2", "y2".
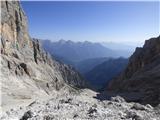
[{"x1": 1, "y1": 1, "x2": 159, "y2": 120}]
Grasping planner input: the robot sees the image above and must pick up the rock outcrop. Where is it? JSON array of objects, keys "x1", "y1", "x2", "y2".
[
  {"x1": 1, "y1": 1, "x2": 31, "y2": 56},
  {"x1": 0, "y1": 1, "x2": 86, "y2": 107},
  {"x1": 107, "y1": 36, "x2": 160, "y2": 106}
]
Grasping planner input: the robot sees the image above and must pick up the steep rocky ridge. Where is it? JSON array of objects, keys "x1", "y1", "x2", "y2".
[
  {"x1": 107, "y1": 36, "x2": 160, "y2": 106},
  {"x1": 0, "y1": 1, "x2": 86, "y2": 108}
]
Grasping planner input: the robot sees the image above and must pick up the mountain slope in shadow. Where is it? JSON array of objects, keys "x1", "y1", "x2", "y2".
[
  {"x1": 106, "y1": 36, "x2": 160, "y2": 106},
  {"x1": 85, "y1": 58, "x2": 128, "y2": 90}
]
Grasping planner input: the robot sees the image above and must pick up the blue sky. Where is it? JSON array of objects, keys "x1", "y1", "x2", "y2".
[{"x1": 21, "y1": 1, "x2": 159, "y2": 46}]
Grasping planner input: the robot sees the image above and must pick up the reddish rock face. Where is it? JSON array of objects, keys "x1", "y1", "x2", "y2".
[{"x1": 107, "y1": 36, "x2": 160, "y2": 106}]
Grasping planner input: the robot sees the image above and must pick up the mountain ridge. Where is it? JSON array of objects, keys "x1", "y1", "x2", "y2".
[
  {"x1": 1, "y1": 1, "x2": 87, "y2": 107},
  {"x1": 107, "y1": 36, "x2": 160, "y2": 106},
  {"x1": 40, "y1": 39, "x2": 130, "y2": 63},
  {"x1": 85, "y1": 57, "x2": 128, "y2": 90}
]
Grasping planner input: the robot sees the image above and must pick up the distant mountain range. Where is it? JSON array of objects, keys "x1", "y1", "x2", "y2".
[
  {"x1": 41, "y1": 39, "x2": 133, "y2": 63},
  {"x1": 101, "y1": 42, "x2": 136, "y2": 51},
  {"x1": 101, "y1": 42, "x2": 135, "y2": 57},
  {"x1": 85, "y1": 57, "x2": 128, "y2": 90},
  {"x1": 41, "y1": 39, "x2": 132, "y2": 90},
  {"x1": 74, "y1": 57, "x2": 109, "y2": 74}
]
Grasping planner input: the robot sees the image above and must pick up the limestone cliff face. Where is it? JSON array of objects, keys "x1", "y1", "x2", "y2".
[
  {"x1": 1, "y1": 1, "x2": 31, "y2": 55},
  {"x1": 0, "y1": 1, "x2": 86, "y2": 104},
  {"x1": 107, "y1": 36, "x2": 160, "y2": 106}
]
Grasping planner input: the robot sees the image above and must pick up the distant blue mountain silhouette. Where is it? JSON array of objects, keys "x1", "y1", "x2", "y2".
[{"x1": 41, "y1": 39, "x2": 132, "y2": 63}]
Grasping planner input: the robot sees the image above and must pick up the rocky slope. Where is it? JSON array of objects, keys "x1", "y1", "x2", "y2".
[
  {"x1": 1, "y1": 1, "x2": 160, "y2": 120},
  {"x1": 1, "y1": 89, "x2": 160, "y2": 120},
  {"x1": 107, "y1": 36, "x2": 160, "y2": 106},
  {"x1": 1, "y1": 1, "x2": 86, "y2": 108}
]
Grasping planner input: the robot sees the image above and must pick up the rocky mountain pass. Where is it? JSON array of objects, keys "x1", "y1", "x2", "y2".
[{"x1": 0, "y1": 1, "x2": 160, "y2": 120}]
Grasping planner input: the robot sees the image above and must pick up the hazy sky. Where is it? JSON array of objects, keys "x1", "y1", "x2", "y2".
[{"x1": 21, "y1": 1, "x2": 159, "y2": 46}]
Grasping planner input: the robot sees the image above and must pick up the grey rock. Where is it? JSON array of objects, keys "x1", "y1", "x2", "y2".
[
  {"x1": 131, "y1": 103, "x2": 146, "y2": 111},
  {"x1": 88, "y1": 107, "x2": 97, "y2": 115},
  {"x1": 146, "y1": 104, "x2": 153, "y2": 109},
  {"x1": 1, "y1": 90, "x2": 160, "y2": 120},
  {"x1": 125, "y1": 110, "x2": 144, "y2": 120},
  {"x1": 20, "y1": 110, "x2": 34, "y2": 120},
  {"x1": 43, "y1": 115, "x2": 55, "y2": 120},
  {"x1": 107, "y1": 36, "x2": 160, "y2": 106},
  {"x1": 111, "y1": 96, "x2": 126, "y2": 103},
  {"x1": 73, "y1": 114, "x2": 78, "y2": 118},
  {"x1": 1, "y1": 1, "x2": 87, "y2": 107}
]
